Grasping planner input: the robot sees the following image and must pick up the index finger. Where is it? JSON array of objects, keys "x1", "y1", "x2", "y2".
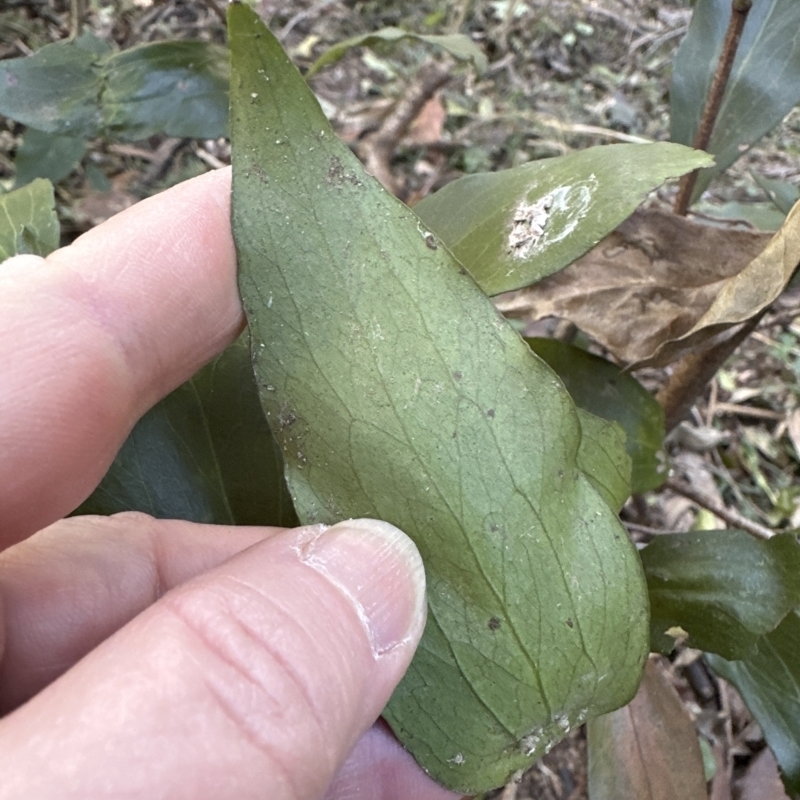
[{"x1": 0, "y1": 167, "x2": 243, "y2": 546}]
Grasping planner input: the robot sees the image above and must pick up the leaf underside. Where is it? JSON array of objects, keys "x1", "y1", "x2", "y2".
[{"x1": 229, "y1": 6, "x2": 648, "y2": 793}]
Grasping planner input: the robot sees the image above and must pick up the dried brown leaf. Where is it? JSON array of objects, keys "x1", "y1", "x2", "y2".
[
  {"x1": 402, "y1": 93, "x2": 446, "y2": 146},
  {"x1": 587, "y1": 657, "x2": 709, "y2": 800},
  {"x1": 496, "y1": 207, "x2": 784, "y2": 366},
  {"x1": 737, "y1": 749, "x2": 791, "y2": 800}
]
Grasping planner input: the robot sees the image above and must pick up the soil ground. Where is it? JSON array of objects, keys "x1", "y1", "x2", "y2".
[{"x1": 1, "y1": 1, "x2": 799, "y2": 798}]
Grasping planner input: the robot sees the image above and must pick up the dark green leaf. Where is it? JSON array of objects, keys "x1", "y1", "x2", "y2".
[
  {"x1": 707, "y1": 611, "x2": 800, "y2": 797},
  {"x1": 0, "y1": 37, "x2": 228, "y2": 141},
  {"x1": 413, "y1": 143, "x2": 712, "y2": 295},
  {"x1": 230, "y1": 7, "x2": 648, "y2": 793},
  {"x1": 305, "y1": 27, "x2": 487, "y2": 78},
  {"x1": 103, "y1": 41, "x2": 229, "y2": 140},
  {"x1": 574, "y1": 409, "x2": 631, "y2": 513},
  {"x1": 642, "y1": 530, "x2": 800, "y2": 659},
  {"x1": 76, "y1": 338, "x2": 298, "y2": 528},
  {"x1": 693, "y1": 199, "x2": 788, "y2": 231},
  {"x1": 0, "y1": 178, "x2": 59, "y2": 261},
  {"x1": 527, "y1": 339, "x2": 665, "y2": 493},
  {"x1": 14, "y1": 129, "x2": 87, "y2": 187},
  {"x1": 0, "y1": 36, "x2": 104, "y2": 137},
  {"x1": 587, "y1": 658, "x2": 708, "y2": 800},
  {"x1": 752, "y1": 171, "x2": 800, "y2": 216},
  {"x1": 671, "y1": 0, "x2": 800, "y2": 202}
]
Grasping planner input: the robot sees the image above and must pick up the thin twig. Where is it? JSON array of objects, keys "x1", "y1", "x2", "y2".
[
  {"x1": 280, "y1": 0, "x2": 339, "y2": 40},
  {"x1": 192, "y1": 142, "x2": 227, "y2": 170},
  {"x1": 70, "y1": 0, "x2": 85, "y2": 38},
  {"x1": 674, "y1": 0, "x2": 752, "y2": 215},
  {"x1": 712, "y1": 402, "x2": 784, "y2": 421},
  {"x1": 200, "y1": 0, "x2": 227, "y2": 26},
  {"x1": 136, "y1": 138, "x2": 186, "y2": 188},
  {"x1": 359, "y1": 58, "x2": 452, "y2": 195},
  {"x1": 664, "y1": 477, "x2": 774, "y2": 540},
  {"x1": 447, "y1": 0, "x2": 473, "y2": 33},
  {"x1": 623, "y1": 521, "x2": 665, "y2": 539},
  {"x1": 538, "y1": 118, "x2": 652, "y2": 144}
]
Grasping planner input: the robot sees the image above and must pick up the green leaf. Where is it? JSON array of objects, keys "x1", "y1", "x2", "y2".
[
  {"x1": 641, "y1": 530, "x2": 800, "y2": 659},
  {"x1": 76, "y1": 337, "x2": 298, "y2": 528},
  {"x1": 752, "y1": 171, "x2": 800, "y2": 216},
  {"x1": 305, "y1": 27, "x2": 487, "y2": 78},
  {"x1": 413, "y1": 143, "x2": 712, "y2": 296},
  {"x1": 707, "y1": 611, "x2": 800, "y2": 797},
  {"x1": 230, "y1": 7, "x2": 649, "y2": 793},
  {"x1": 526, "y1": 339, "x2": 665, "y2": 493},
  {"x1": 574, "y1": 409, "x2": 631, "y2": 513},
  {"x1": 671, "y1": 0, "x2": 800, "y2": 203},
  {"x1": 587, "y1": 658, "x2": 708, "y2": 800},
  {"x1": 0, "y1": 178, "x2": 59, "y2": 261},
  {"x1": 0, "y1": 37, "x2": 228, "y2": 141},
  {"x1": 103, "y1": 41, "x2": 229, "y2": 140},
  {"x1": 693, "y1": 199, "x2": 788, "y2": 231},
  {"x1": 14, "y1": 129, "x2": 87, "y2": 187},
  {"x1": 0, "y1": 35, "x2": 104, "y2": 138}
]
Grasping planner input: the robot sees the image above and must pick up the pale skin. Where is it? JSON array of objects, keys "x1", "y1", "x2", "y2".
[{"x1": 0, "y1": 167, "x2": 461, "y2": 800}]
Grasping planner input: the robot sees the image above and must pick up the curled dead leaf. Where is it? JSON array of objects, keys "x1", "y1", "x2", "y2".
[
  {"x1": 498, "y1": 206, "x2": 800, "y2": 366},
  {"x1": 587, "y1": 657, "x2": 708, "y2": 800},
  {"x1": 402, "y1": 93, "x2": 446, "y2": 146}
]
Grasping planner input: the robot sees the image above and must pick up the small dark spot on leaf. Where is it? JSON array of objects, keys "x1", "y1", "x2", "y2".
[
  {"x1": 326, "y1": 155, "x2": 361, "y2": 189},
  {"x1": 425, "y1": 234, "x2": 438, "y2": 250},
  {"x1": 487, "y1": 408, "x2": 496, "y2": 418},
  {"x1": 452, "y1": 371, "x2": 462, "y2": 381},
  {"x1": 566, "y1": 619, "x2": 574, "y2": 628},
  {"x1": 279, "y1": 411, "x2": 297, "y2": 429},
  {"x1": 458, "y1": 267, "x2": 467, "y2": 275},
  {"x1": 558, "y1": 469, "x2": 564, "y2": 478},
  {"x1": 452, "y1": 431, "x2": 457, "y2": 438},
  {"x1": 490, "y1": 524, "x2": 499, "y2": 532},
  {"x1": 488, "y1": 617, "x2": 501, "y2": 631}
]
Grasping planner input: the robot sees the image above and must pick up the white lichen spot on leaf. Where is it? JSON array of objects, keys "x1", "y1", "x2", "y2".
[
  {"x1": 507, "y1": 176, "x2": 599, "y2": 261},
  {"x1": 507, "y1": 195, "x2": 553, "y2": 259}
]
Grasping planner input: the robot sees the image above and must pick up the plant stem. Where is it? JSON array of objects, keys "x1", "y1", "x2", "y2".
[
  {"x1": 673, "y1": 0, "x2": 752, "y2": 216},
  {"x1": 664, "y1": 477, "x2": 774, "y2": 540},
  {"x1": 657, "y1": 0, "x2": 755, "y2": 431},
  {"x1": 656, "y1": 313, "x2": 763, "y2": 432},
  {"x1": 70, "y1": 0, "x2": 85, "y2": 38}
]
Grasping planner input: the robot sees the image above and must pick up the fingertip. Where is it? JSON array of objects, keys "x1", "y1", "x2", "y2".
[{"x1": 298, "y1": 519, "x2": 427, "y2": 659}]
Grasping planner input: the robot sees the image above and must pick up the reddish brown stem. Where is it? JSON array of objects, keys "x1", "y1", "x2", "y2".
[
  {"x1": 656, "y1": 314, "x2": 762, "y2": 433},
  {"x1": 673, "y1": 0, "x2": 752, "y2": 216}
]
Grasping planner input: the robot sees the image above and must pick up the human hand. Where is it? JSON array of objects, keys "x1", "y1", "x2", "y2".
[{"x1": 0, "y1": 168, "x2": 460, "y2": 800}]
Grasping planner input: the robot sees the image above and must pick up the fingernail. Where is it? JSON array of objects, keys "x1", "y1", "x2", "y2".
[{"x1": 298, "y1": 519, "x2": 427, "y2": 657}]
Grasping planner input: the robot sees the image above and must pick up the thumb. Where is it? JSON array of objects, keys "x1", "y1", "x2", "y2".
[{"x1": 0, "y1": 519, "x2": 427, "y2": 800}]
